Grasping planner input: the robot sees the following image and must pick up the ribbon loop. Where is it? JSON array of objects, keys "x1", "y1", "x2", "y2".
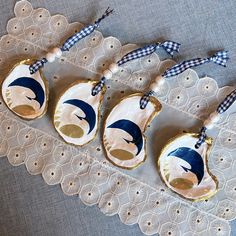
[
  {"x1": 62, "y1": 7, "x2": 113, "y2": 51},
  {"x1": 91, "y1": 77, "x2": 106, "y2": 96},
  {"x1": 29, "y1": 8, "x2": 113, "y2": 74},
  {"x1": 117, "y1": 44, "x2": 157, "y2": 66},
  {"x1": 61, "y1": 25, "x2": 95, "y2": 52},
  {"x1": 29, "y1": 58, "x2": 47, "y2": 75},
  {"x1": 117, "y1": 41, "x2": 180, "y2": 66},
  {"x1": 163, "y1": 50, "x2": 229, "y2": 78},
  {"x1": 195, "y1": 127, "x2": 207, "y2": 149},
  {"x1": 92, "y1": 40, "x2": 180, "y2": 96},
  {"x1": 196, "y1": 87, "x2": 236, "y2": 148},
  {"x1": 139, "y1": 91, "x2": 155, "y2": 109},
  {"x1": 217, "y1": 88, "x2": 236, "y2": 114},
  {"x1": 139, "y1": 51, "x2": 229, "y2": 109}
]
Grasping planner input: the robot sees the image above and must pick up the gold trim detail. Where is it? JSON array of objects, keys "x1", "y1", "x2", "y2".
[
  {"x1": 102, "y1": 93, "x2": 162, "y2": 170},
  {"x1": 157, "y1": 132, "x2": 218, "y2": 202},
  {"x1": 1, "y1": 59, "x2": 49, "y2": 120},
  {"x1": 53, "y1": 79, "x2": 106, "y2": 147}
]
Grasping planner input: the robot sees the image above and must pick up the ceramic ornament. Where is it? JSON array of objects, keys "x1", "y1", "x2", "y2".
[
  {"x1": 54, "y1": 41, "x2": 181, "y2": 146},
  {"x1": 103, "y1": 51, "x2": 229, "y2": 169},
  {"x1": 1, "y1": 8, "x2": 113, "y2": 120},
  {"x1": 158, "y1": 54, "x2": 232, "y2": 201}
]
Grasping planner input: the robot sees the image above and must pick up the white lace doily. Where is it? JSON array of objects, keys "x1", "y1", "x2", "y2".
[{"x1": 0, "y1": 1, "x2": 235, "y2": 235}]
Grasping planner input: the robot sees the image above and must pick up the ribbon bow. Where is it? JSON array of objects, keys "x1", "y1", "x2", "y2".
[
  {"x1": 139, "y1": 51, "x2": 229, "y2": 109},
  {"x1": 91, "y1": 41, "x2": 181, "y2": 96}
]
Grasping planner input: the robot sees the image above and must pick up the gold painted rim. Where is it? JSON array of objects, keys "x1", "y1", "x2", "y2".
[
  {"x1": 102, "y1": 92, "x2": 162, "y2": 170},
  {"x1": 53, "y1": 79, "x2": 106, "y2": 147},
  {"x1": 157, "y1": 132, "x2": 218, "y2": 202},
  {"x1": 0, "y1": 59, "x2": 49, "y2": 120}
]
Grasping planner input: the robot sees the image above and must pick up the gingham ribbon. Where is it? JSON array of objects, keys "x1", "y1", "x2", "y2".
[
  {"x1": 29, "y1": 7, "x2": 113, "y2": 74},
  {"x1": 163, "y1": 51, "x2": 229, "y2": 78},
  {"x1": 217, "y1": 88, "x2": 236, "y2": 114},
  {"x1": 139, "y1": 91, "x2": 155, "y2": 109},
  {"x1": 195, "y1": 88, "x2": 236, "y2": 148},
  {"x1": 61, "y1": 7, "x2": 113, "y2": 51},
  {"x1": 140, "y1": 51, "x2": 229, "y2": 109},
  {"x1": 91, "y1": 77, "x2": 106, "y2": 96},
  {"x1": 91, "y1": 41, "x2": 180, "y2": 96},
  {"x1": 117, "y1": 41, "x2": 180, "y2": 66},
  {"x1": 195, "y1": 127, "x2": 207, "y2": 148},
  {"x1": 29, "y1": 58, "x2": 48, "y2": 74}
]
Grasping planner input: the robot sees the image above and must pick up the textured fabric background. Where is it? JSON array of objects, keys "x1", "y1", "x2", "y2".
[{"x1": 0, "y1": 0, "x2": 236, "y2": 235}]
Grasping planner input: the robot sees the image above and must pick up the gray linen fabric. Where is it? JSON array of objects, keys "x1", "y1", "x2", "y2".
[{"x1": 0, "y1": 0, "x2": 236, "y2": 235}]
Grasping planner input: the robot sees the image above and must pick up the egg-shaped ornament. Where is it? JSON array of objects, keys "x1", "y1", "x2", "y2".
[
  {"x1": 1, "y1": 59, "x2": 48, "y2": 120},
  {"x1": 158, "y1": 133, "x2": 218, "y2": 201},
  {"x1": 103, "y1": 94, "x2": 162, "y2": 169},
  {"x1": 54, "y1": 80, "x2": 105, "y2": 146}
]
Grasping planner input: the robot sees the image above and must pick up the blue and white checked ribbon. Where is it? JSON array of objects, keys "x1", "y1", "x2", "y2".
[
  {"x1": 29, "y1": 7, "x2": 113, "y2": 74},
  {"x1": 117, "y1": 41, "x2": 181, "y2": 66},
  {"x1": 217, "y1": 88, "x2": 236, "y2": 114},
  {"x1": 139, "y1": 91, "x2": 155, "y2": 109},
  {"x1": 61, "y1": 7, "x2": 113, "y2": 51},
  {"x1": 140, "y1": 51, "x2": 229, "y2": 109},
  {"x1": 195, "y1": 87, "x2": 236, "y2": 148},
  {"x1": 29, "y1": 58, "x2": 48, "y2": 75},
  {"x1": 91, "y1": 41, "x2": 180, "y2": 96},
  {"x1": 163, "y1": 51, "x2": 229, "y2": 78},
  {"x1": 195, "y1": 127, "x2": 207, "y2": 148},
  {"x1": 91, "y1": 77, "x2": 106, "y2": 96}
]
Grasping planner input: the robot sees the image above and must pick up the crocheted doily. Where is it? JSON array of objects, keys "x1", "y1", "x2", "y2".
[{"x1": 0, "y1": 1, "x2": 235, "y2": 235}]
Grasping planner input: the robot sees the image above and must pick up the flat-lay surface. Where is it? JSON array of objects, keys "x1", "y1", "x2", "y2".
[{"x1": 1, "y1": 0, "x2": 236, "y2": 235}]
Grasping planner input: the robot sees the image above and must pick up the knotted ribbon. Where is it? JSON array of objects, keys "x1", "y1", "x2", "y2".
[
  {"x1": 139, "y1": 51, "x2": 229, "y2": 109},
  {"x1": 91, "y1": 41, "x2": 181, "y2": 96},
  {"x1": 195, "y1": 87, "x2": 236, "y2": 148},
  {"x1": 163, "y1": 51, "x2": 229, "y2": 78}
]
